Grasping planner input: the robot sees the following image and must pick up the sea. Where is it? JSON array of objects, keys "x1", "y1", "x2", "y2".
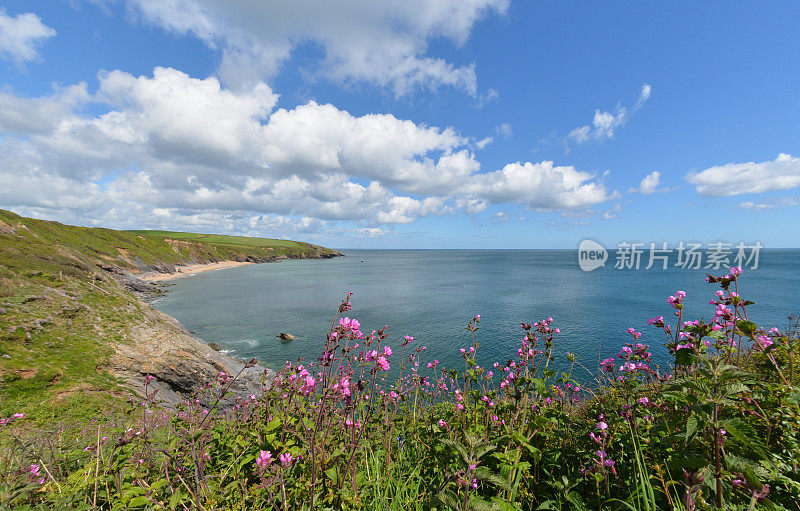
[{"x1": 152, "y1": 249, "x2": 800, "y2": 381}]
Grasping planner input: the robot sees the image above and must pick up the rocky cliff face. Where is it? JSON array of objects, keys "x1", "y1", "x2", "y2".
[{"x1": 109, "y1": 301, "x2": 269, "y2": 408}]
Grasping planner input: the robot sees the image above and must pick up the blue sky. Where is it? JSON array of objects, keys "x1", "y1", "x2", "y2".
[{"x1": 0, "y1": 1, "x2": 799, "y2": 248}]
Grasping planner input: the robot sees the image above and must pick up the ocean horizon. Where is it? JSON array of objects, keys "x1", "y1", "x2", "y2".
[{"x1": 153, "y1": 248, "x2": 800, "y2": 381}]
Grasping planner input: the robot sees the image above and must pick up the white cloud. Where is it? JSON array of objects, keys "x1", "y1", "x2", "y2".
[
  {"x1": 495, "y1": 122, "x2": 512, "y2": 137},
  {"x1": 567, "y1": 83, "x2": 651, "y2": 145},
  {"x1": 348, "y1": 227, "x2": 390, "y2": 237},
  {"x1": 637, "y1": 83, "x2": 651, "y2": 107},
  {"x1": 475, "y1": 136, "x2": 493, "y2": 150},
  {"x1": 122, "y1": 0, "x2": 508, "y2": 96},
  {"x1": 603, "y1": 203, "x2": 622, "y2": 219},
  {"x1": 737, "y1": 196, "x2": 800, "y2": 211},
  {"x1": 629, "y1": 171, "x2": 661, "y2": 194},
  {"x1": 462, "y1": 161, "x2": 612, "y2": 210},
  {"x1": 687, "y1": 153, "x2": 800, "y2": 196},
  {"x1": 0, "y1": 67, "x2": 613, "y2": 236},
  {"x1": 97, "y1": 67, "x2": 279, "y2": 167},
  {"x1": 0, "y1": 9, "x2": 56, "y2": 66},
  {"x1": 0, "y1": 83, "x2": 90, "y2": 134},
  {"x1": 737, "y1": 201, "x2": 773, "y2": 211}
]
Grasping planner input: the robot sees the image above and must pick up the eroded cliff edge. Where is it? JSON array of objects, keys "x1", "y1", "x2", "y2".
[{"x1": 0, "y1": 209, "x2": 341, "y2": 413}]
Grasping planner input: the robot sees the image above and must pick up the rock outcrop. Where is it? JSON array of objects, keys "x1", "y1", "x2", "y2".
[{"x1": 109, "y1": 302, "x2": 269, "y2": 408}]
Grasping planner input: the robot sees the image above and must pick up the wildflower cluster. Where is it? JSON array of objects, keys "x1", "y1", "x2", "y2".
[{"x1": 1, "y1": 269, "x2": 798, "y2": 510}]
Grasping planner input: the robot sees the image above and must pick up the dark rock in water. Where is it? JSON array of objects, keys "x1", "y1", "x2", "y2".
[
  {"x1": 208, "y1": 342, "x2": 223, "y2": 351},
  {"x1": 277, "y1": 332, "x2": 296, "y2": 341}
]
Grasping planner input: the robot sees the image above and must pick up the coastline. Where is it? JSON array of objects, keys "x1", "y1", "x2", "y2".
[
  {"x1": 140, "y1": 260, "x2": 255, "y2": 282},
  {"x1": 0, "y1": 208, "x2": 345, "y2": 413}
]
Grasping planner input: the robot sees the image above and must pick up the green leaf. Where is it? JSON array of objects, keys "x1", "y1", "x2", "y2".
[
  {"x1": 533, "y1": 378, "x2": 546, "y2": 396},
  {"x1": 324, "y1": 467, "x2": 339, "y2": 485},
  {"x1": 493, "y1": 500, "x2": 523, "y2": 511},
  {"x1": 169, "y1": 490, "x2": 183, "y2": 510},
  {"x1": 736, "y1": 320, "x2": 758, "y2": 337},
  {"x1": 741, "y1": 464, "x2": 763, "y2": 490},
  {"x1": 564, "y1": 491, "x2": 589, "y2": 510},
  {"x1": 469, "y1": 498, "x2": 500, "y2": 511},
  {"x1": 675, "y1": 347, "x2": 695, "y2": 366},
  {"x1": 523, "y1": 443, "x2": 542, "y2": 462},
  {"x1": 721, "y1": 381, "x2": 750, "y2": 397},
  {"x1": 722, "y1": 418, "x2": 770, "y2": 460},
  {"x1": 685, "y1": 414, "x2": 701, "y2": 444},
  {"x1": 150, "y1": 479, "x2": 168, "y2": 493},
  {"x1": 441, "y1": 439, "x2": 469, "y2": 463},
  {"x1": 475, "y1": 443, "x2": 497, "y2": 460},
  {"x1": 436, "y1": 489, "x2": 461, "y2": 510},
  {"x1": 128, "y1": 496, "x2": 150, "y2": 508},
  {"x1": 475, "y1": 466, "x2": 512, "y2": 491}
]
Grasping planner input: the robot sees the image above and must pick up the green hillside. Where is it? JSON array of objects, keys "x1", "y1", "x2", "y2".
[
  {"x1": 127, "y1": 229, "x2": 302, "y2": 247},
  {"x1": 0, "y1": 209, "x2": 340, "y2": 421}
]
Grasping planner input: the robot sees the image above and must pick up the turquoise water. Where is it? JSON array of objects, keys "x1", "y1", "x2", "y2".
[{"x1": 153, "y1": 250, "x2": 800, "y2": 379}]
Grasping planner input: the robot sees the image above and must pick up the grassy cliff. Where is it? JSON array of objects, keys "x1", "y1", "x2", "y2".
[{"x1": 0, "y1": 209, "x2": 340, "y2": 421}]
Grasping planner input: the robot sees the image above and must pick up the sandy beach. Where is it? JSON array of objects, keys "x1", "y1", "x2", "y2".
[{"x1": 142, "y1": 261, "x2": 254, "y2": 281}]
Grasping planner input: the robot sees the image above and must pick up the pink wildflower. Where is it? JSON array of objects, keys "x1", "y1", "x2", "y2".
[
  {"x1": 756, "y1": 335, "x2": 774, "y2": 350},
  {"x1": 376, "y1": 356, "x2": 390, "y2": 371},
  {"x1": 255, "y1": 450, "x2": 273, "y2": 473}
]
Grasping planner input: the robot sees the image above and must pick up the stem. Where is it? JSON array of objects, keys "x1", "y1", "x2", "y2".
[{"x1": 713, "y1": 388, "x2": 722, "y2": 509}]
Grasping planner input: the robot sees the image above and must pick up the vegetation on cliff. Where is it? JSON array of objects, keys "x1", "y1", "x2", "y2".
[
  {"x1": 0, "y1": 209, "x2": 340, "y2": 421},
  {"x1": 1, "y1": 264, "x2": 799, "y2": 510}
]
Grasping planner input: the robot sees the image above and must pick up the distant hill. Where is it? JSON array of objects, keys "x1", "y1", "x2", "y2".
[{"x1": 0, "y1": 209, "x2": 341, "y2": 421}]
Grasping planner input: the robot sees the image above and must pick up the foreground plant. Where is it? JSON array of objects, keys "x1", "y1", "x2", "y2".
[{"x1": 1, "y1": 268, "x2": 799, "y2": 510}]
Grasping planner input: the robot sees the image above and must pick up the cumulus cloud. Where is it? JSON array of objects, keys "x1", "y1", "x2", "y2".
[
  {"x1": 461, "y1": 161, "x2": 612, "y2": 210},
  {"x1": 122, "y1": 0, "x2": 508, "y2": 96},
  {"x1": 0, "y1": 67, "x2": 613, "y2": 236},
  {"x1": 686, "y1": 153, "x2": 800, "y2": 196},
  {"x1": 0, "y1": 83, "x2": 90, "y2": 135},
  {"x1": 0, "y1": 9, "x2": 56, "y2": 66},
  {"x1": 567, "y1": 83, "x2": 651, "y2": 145},
  {"x1": 629, "y1": 171, "x2": 661, "y2": 194}
]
